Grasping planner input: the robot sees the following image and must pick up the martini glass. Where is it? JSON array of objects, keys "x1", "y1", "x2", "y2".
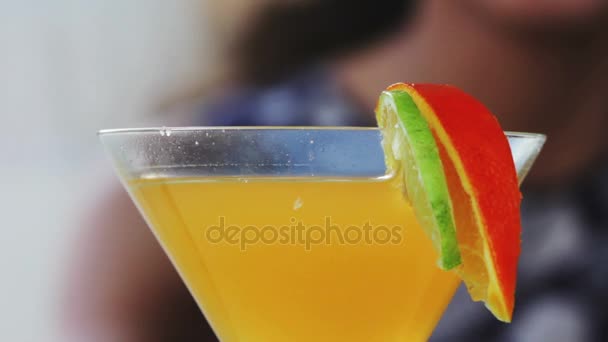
[{"x1": 100, "y1": 127, "x2": 545, "y2": 341}]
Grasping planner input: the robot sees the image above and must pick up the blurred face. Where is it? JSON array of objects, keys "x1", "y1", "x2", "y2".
[{"x1": 465, "y1": 0, "x2": 608, "y2": 33}]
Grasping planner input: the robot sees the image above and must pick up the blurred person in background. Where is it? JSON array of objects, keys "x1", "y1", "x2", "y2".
[{"x1": 64, "y1": 0, "x2": 608, "y2": 341}]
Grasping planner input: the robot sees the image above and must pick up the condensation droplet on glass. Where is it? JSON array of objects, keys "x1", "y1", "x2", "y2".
[
  {"x1": 195, "y1": 141, "x2": 199, "y2": 146},
  {"x1": 159, "y1": 127, "x2": 171, "y2": 136},
  {"x1": 293, "y1": 197, "x2": 303, "y2": 211},
  {"x1": 205, "y1": 132, "x2": 209, "y2": 137},
  {"x1": 309, "y1": 139, "x2": 314, "y2": 144}
]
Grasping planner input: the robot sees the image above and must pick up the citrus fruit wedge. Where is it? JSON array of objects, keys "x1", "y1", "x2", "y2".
[
  {"x1": 382, "y1": 83, "x2": 522, "y2": 322},
  {"x1": 375, "y1": 89, "x2": 461, "y2": 270}
]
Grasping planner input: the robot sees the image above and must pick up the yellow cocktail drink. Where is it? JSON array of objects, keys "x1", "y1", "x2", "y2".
[{"x1": 129, "y1": 176, "x2": 460, "y2": 341}]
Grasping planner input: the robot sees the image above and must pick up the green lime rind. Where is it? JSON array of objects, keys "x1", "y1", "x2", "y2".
[{"x1": 376, "y1": 90, "x2": 461, "y2": 270}]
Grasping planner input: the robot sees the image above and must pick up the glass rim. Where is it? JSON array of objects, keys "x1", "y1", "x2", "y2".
[{"x1": 98, "y1": 126, "x2": 546, "y2": 140}]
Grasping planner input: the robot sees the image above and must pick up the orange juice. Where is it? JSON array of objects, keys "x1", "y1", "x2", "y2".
[{"x1": 129, "y1": 176, "x2": 461, "y2": 341}]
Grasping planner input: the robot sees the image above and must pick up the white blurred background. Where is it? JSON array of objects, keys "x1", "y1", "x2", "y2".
[{"x1": 0, "y1": 1, "x2": 220, "y2": 340}]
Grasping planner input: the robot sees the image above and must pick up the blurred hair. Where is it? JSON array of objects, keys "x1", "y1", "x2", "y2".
[{"x1": 232, "y1": 0, "x2": 415, "y2": 86}]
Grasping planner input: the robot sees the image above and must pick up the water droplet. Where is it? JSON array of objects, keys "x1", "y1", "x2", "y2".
[
  {"x1": 308, "y1": 151, "x2": 315, "y2": 161},
  {"x1": 195, "y1": 141, "x2": 199, "y2": 146},
  {"x1": 159, "y1": 127, "x2": 172, "y2": 137},
  {"x1": 293, "y1": 197, "x2": 303, "y2": 210},
  {"x1": 309, "y1": 139, "x2": 314, "y2": 144}
]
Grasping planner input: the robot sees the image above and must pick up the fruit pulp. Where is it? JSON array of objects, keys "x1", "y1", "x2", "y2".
[{"x1": 128, "y1": 176, "x2": 461, "y2": 341}]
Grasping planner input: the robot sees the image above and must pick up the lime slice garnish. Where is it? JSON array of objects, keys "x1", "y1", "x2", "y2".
[{"x1": 375, "y1": 89, "x2": 461, "y2": 269}]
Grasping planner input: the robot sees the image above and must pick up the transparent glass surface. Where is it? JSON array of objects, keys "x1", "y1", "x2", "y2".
[
  {"x1": 99, "y1": 127, "x2": 545, "y2": 181},
  {"x1": 99, "y1": 127, "x2": 545, "y2": 342}
]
